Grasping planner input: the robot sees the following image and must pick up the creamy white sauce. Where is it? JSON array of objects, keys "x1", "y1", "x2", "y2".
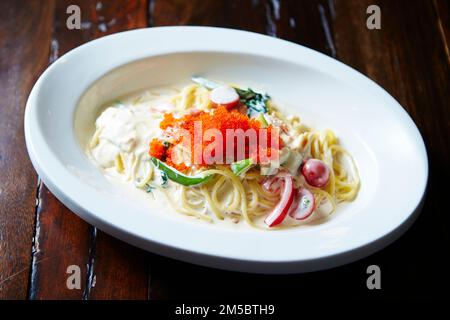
[{"x1": 88, "y1": 89, "x2": 175, "y2": 184}]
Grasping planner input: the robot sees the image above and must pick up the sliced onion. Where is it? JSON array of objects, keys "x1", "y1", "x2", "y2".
[
  {"x1": 210, "y1": 85, "x2": 240, "y2": 109},
  {"x1": 264, "y1": 173, "x2": 294, "y2": 227},
  {"x1": 289, "y1": 188, "x2": 315, "y2": 220},
  {"x1": 301, "y1": 158, "x2": 330, "y2": 188}
]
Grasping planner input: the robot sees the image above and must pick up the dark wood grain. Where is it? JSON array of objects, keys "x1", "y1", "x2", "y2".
[
  {"x1": 434, "y1": 0, "x2": 450, "y2": 65},
  {"x1": 266, "y1": 0, "x2": 336, "y2": 56},
  {"x1": 150, "y1": 0, "x2": 267, "y2": 32},
  {"x1": 28, "y1": 0, "x2": 150, "y2": 300},
  {"x1": 0, "y1": 0, "x2": 54, "y2": 299},
  {"x1": 28, "y1": 185, "x2": 91, "y2": 300},
  {"x1": 332, "y1": 0, "x2": 450, "y2": 298},
  {"x1": 87, "y1": 233, "x2": 150, "y2": 300}
]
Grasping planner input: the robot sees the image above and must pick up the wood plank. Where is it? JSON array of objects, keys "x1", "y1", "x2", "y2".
[
  {"x1": 29, "y1": 0, "x2": 150, "y2": 300},
  {"x1": 0, "y1": 0, "x2": 54, "y2": 299},
  {"x1": 87, "y1": 233, "x2": 150, "y2": 300},
  {"x1": 333, "y1": 0, "x2": 450, "y2": 298},
  {"x1": 150, "y1": 0, "x2": 267, "y2": 33},
  {"x1": 28, "y1": 185, "x2": 91, "y2": 299},
  {"x1": 434, "y1": 0, "x2": 450, "y2": 65},
  {"x1": 265, "y1": 0, "x2": 335, "y2": 56}
]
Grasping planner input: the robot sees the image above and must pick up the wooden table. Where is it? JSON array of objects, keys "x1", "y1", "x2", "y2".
[{"x1": 1, "y1": 0, "x2": 449, "y2": 300}]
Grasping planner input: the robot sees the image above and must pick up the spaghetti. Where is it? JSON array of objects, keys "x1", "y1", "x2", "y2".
[{"x1": 87, "y1": 79, "x2": 360, "y2": 229}]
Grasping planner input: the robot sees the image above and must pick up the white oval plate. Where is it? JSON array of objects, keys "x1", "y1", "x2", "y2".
[{"x1": 25, "y1": 27, "x2": 428, "y2": 273}]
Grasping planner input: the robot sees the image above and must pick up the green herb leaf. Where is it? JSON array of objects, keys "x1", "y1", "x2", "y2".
[
  {"x1": 235, "y1": 88, "x2": 270, "y2": 117},
  {"x1": 151, "y1": 157, "x2": 213, "y2": 186},
  {"x1": 231, "y1": 158, "x2": 254, "y2": 176}
]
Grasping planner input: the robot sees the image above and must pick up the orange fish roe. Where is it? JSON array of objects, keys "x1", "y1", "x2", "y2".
[
  {"x1": 149, "y1": 138, "x2": 190, "y2": 172},
  {"x1": 150, "y1": 106, "x2": 280, "y2": 169},
  {"x1": 166, "y1": 151, "x2": 189, "y2": 172},
  {"x1": 159, "y1": 113, "x2": 176, "y2": 130},
  {"x1": 149, "y1": 138, "x2": 166, "y2": 160}
]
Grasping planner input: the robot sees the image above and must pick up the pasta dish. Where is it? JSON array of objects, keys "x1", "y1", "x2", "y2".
[{"x1": 87, "y1": 77, "x2": 360, "y2": 229}]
